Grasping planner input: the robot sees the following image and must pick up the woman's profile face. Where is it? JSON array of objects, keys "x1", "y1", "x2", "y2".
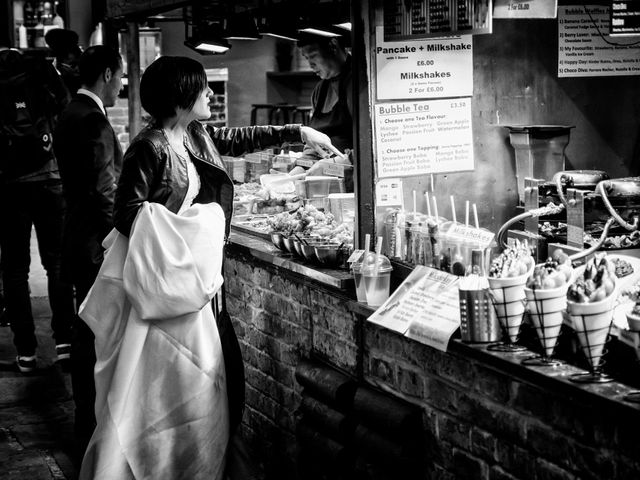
[{"x1": 191, "y1": 85, "x2": 213, "y2": 121}]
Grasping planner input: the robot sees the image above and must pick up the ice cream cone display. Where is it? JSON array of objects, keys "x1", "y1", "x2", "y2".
[
  {"x1": 487, "y1": 241, "x2": 535, "y2": 351},
  {"x1": 522, "y1": 250, "x2": 574, "y2": 365},
  {"x1": 566, "y1": 256, "x2": 617, "y2": 383}
]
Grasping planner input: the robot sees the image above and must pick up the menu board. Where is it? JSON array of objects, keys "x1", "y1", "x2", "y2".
[
  {"x1": 367, "y1": 266, "x2": 461, "y2": 352},
  {"x1": 374, "y1": 98, "x2": 474, "y2": 178},
  {"x1": 375, "y1": 26, "x2": 473, "y2": 100},
  {"x1": 558, "y1": 5, "x2": 640, "y2": 77},
  {"x1": 383, "y1": 0, "x2": 493, "y2": 40},
  {"x1": 611, "y1": 0, "x2": 640, "y2": 36}
]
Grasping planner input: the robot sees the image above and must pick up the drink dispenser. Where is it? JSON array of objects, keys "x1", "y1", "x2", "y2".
[{"x1": 504, "y1": 125, "x2": 575, "y2": 203}]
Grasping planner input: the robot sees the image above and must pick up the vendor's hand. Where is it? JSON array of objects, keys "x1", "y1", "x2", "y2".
[
  {"x1": 306, "y1": 154, "x2": 353, "y2": 175},
  {"x1": 306, "y1": 159, "x2": 332, "y2": 176},
  {"x1": 300, "y1": 126, "x2": 344, "y2": 160}
]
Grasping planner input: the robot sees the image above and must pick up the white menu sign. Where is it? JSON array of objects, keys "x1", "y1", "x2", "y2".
[
  {"x1": 493, "y1": 0, "x2": 558, "y2": 19},
  {"x1": 375, "y1": 98, "x2": 474, "y2": 178},
  {"x1": 375, "y1": 26, "x2": 473, "y2": 100},
  {"x1": 558, "y1": 5, "x2": 640, "y2": 77},
  {"x1": 367, "y1": 266, "x2": 460, "y2": 352}
]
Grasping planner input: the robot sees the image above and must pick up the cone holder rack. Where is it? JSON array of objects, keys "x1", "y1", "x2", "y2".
[
  {"x1": 569, "y1": 311, "x2": 614, "y2": 384},
  {"x1": 521, "y1": 292, "x2": 564, "y2": 367},
  {"x1": 486, "y1": 292, "x2": 527, "y2": 353}
]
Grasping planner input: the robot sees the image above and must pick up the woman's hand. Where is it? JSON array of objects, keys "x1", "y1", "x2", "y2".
[{"x1": 300, "y1": 126, "x2": 344, "y2": 160}]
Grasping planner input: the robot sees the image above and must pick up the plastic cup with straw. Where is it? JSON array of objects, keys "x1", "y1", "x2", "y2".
[
  {"x1": 407, "y1": 190, "x2": 427, "y2": 264},
  {"x1": 352, "y1": 233, "x2": 370, "y2": 302},
  {"x1": 421, "y1": 192, "x2": 435, "y2": 265},
  {"x1": 362, "y1": 236, "x2": 393, "y2": 307}
]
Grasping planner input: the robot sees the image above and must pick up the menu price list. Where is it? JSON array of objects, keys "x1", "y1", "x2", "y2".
[
  {"x1": 375, "y1": 98, "x2": 473, "y2": 178},
  {"x1": 383, "y1": 0, "x2": 492, "y2": 39},
  {"x1": 558, "y1": 5, "x2": 640, "y2": 77}
]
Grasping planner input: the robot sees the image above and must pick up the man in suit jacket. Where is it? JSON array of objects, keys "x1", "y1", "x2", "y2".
[{"x1": 53, "y1": 45, "x2": 124, "y2": 464}]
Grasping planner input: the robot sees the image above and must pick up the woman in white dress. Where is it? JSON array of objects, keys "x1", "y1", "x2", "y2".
[{"x1": 79, "y1": 56, "x2": 340, "y2": 479}]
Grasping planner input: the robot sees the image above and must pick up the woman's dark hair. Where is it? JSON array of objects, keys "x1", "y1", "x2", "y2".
[
  {"x1": 140, "y1": 56, "x2": 208, "y2": 120},
  {"x1": 78, "y1": 45, "x2": 122, "y2": 87}
]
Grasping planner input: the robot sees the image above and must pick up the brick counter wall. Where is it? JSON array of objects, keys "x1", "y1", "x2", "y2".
[{"x1": 224, "y1": 246, "x2": 640, "y2": 479}]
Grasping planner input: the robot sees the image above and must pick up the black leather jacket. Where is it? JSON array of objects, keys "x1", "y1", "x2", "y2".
[{"x1": 114, "y1": 120, "x2": 302, "y2": 237}]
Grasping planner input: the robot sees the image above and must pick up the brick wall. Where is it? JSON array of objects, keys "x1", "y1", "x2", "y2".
[
  {"x1": 224, "y1": 246, "x2": 640, "y2": 479},
  {"x1": 106, "y1": 98, "x2": 130, "y2": 153}
]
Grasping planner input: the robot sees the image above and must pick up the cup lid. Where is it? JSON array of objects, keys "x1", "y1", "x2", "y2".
[{"x1": 361, "y1": 254, "x2": 393, "y2": 274}]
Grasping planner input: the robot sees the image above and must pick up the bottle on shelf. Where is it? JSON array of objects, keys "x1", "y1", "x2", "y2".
[
  {"x1": 34, "y1": 5, "x2": 46, "y2": 48},
  {"x1": 43, "y1": 1, "x2": 53, "y2": 25},
  {"x1": 13, "y1": 1, "x2": 25, "y2": 48},
  {"x1": 19, "y1": 23, "x2": 28, "y2": 49},
  {"x1": 24, "y1": 1, "x2": 35, "y2": 27},
  {"x1": 52, "y1": 1, "x2": 64, "y2": 28}
]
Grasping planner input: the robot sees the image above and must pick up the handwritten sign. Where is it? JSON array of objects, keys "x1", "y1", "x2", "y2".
[
  {"x1": 368, "y1": 266, "x2": 460, "y2": 351},
  {"x1": 558, "y1": 5, "x2": 640, "y2": 77},
  {"x1": 375, "y1": 26, "x2": 473, "y2": 100},
  {"x1": 374, "y1": 98, "x2": 474, "y2": 178},
  {"x1": 447, "y1": 224, "x2": 495, "y2": 247}
]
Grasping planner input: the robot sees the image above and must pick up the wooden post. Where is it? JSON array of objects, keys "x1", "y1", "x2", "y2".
[
  {"x1": 351, "y1": 0, "x2": 375, "y2": 250},
  {"x1": 126, "y1": 21, "x2": 142, "y2": 140}
]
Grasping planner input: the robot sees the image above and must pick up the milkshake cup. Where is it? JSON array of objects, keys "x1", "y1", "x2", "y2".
[{"x1": 362, "y1": 255, "x2": 393, "y2": 308}]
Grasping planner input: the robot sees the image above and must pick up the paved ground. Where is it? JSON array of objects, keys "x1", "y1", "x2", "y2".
[{"x1": 0, "y1": 231, "x2": 78, "y2": 479}]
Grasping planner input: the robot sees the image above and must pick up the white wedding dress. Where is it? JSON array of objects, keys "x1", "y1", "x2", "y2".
[{"x1": 78, "y1": 200, "x2": 229, "y2": 480}]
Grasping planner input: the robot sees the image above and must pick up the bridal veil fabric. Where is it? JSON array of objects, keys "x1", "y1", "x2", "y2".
[{"x1": 78, "y1": 202, "x2": 229, "y2": 480}]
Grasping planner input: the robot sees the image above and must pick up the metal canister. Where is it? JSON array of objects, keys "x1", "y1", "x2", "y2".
[{"x1": 459, "y1": 288, "x2": 500, "y2": 343}]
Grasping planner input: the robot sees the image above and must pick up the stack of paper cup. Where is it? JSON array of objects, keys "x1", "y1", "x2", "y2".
[
  {"x1": 524, "y1": 281, "x2": 570, "y2": 358},
  {"x1": 567, "y1": 290, "x2": 617, "y2": 370},
  {"x1": 488, "y1": 262, "x2": 534, "y2": 343}
]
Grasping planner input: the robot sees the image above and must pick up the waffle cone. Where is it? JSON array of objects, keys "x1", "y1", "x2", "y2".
[
  {"x1": 488, "y1": 263, "x2": 533, "y2": 343},
  {"x1": 524, "y1": 283, "x2": 569, "y2": 354},
  {"x1": 568, "y1": 296, "x2": 615, "y2": 369}
]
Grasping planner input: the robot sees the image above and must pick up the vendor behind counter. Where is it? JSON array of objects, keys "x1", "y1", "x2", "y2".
[{"x1": 297, "y1": 33, "x2": 353, "y2": 188}]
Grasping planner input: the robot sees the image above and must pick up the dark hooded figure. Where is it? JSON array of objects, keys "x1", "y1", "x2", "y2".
[{"x1": 45, "y1": 28, "x2": 82, "y2": 95}]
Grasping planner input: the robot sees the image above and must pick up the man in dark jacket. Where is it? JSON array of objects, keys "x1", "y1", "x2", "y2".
[
  {"x1": 0, "y1": 41, "x2": 74, "y2": 374},
  {"x1": 53, "y1": 45, "x2": 124, "y2": 463}
]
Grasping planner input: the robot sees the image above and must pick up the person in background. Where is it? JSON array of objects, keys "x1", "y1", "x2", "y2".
[
  {"x1": 297, "y1": 33, "x2": 353, "y2": 176},
  {"x1": 0, "y1": 39, "x2": 74, "y2": 374},
  {"x1": 45, "y1": 28, "x2": 82, "y2": 95},
  {"x1": 78, "y1": 55, "x2": 341, "y2": 479},
  {"x1": 52, "y1": 45, "x2": 124, "y2": 464}
]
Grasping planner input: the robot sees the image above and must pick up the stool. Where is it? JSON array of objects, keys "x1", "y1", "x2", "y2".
[
  {"x1": 250, "y1": 103, "x2": 275, "y2": 126},
  {"x1": 292, "y1": 106, "x2": 313, "y2": 125},
  {"x1": 271, "y1": 104, "x2": 298, "y2": 125}
]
